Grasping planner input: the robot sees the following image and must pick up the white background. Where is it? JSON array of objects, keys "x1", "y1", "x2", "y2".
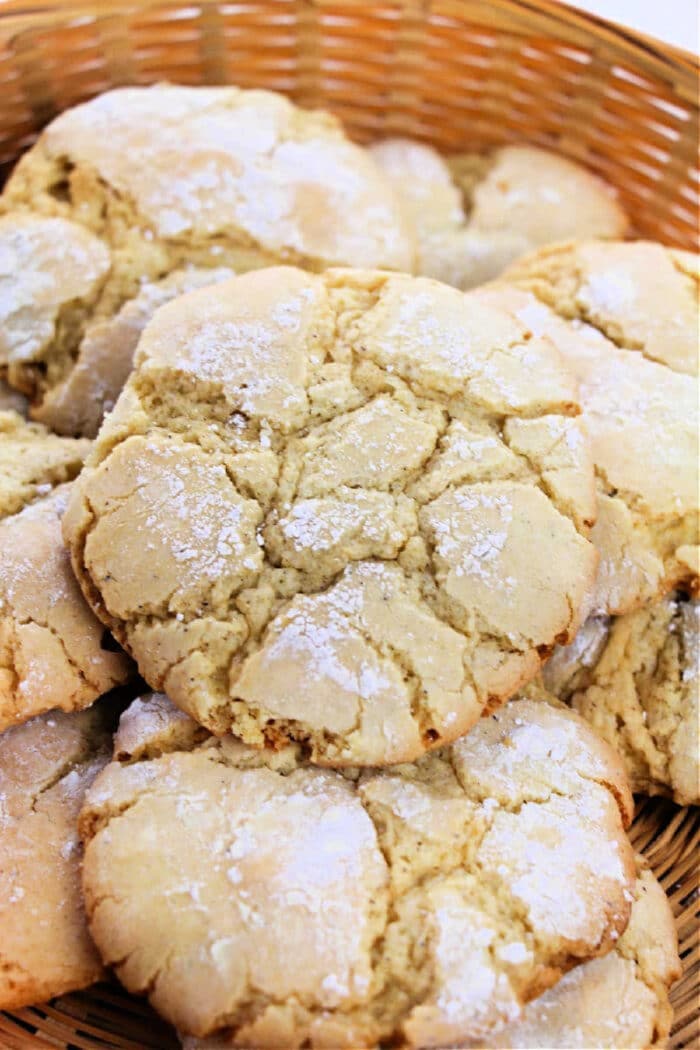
[{"x1": 571, "y1": 0, "x2": 699, "y2": 53}]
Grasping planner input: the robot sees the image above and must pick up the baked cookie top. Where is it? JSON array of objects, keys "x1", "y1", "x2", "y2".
[
  {"x1": 0, "y1": 410, "x2": 89, "y2": 519},
  {"x1": 64, "y1": 267, "x2": 597, "y2": 765},
  {"x1": 477, "y1": 861, "x2": 680, "y2": 1050},
  {"x1": 505, "y1": 239, "x2": 699, "y2": 377},
  {"x1": 183, "y1": 860, "x2": 679, "y2": 1050},
  {"x1": 476, "y1": 284, "x2": 699, "y2": 616},
  {"x1": 80, "y1": 693, "x2": 635, "y2": 1046},
  {"x1": 0, "y1": 483, "x2": 133, "y2": 730},
  {"x1": 0, "y1": 705, "x2": 111, "y2": 1009},
  {"x1": 0, "y1": 213, "x2": 111, "y2": 402},
  {"x1": 35, "y1": 266, "x2": 237, "y2": 437},
  {"x1": 370, "y1": 140, "x2": 627, "y2": 290},
  {"x1": 544, "y1": 594, "x2": 699, "y2": 806},
  {"x1": 3, "y1": 85, "x2": 413, "y2": 279}
]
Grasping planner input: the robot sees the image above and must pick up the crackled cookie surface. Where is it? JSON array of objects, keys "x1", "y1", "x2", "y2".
[
  {"x1": 0, "y1": 484, "x2": 133, "y2": 730},
  {"x1": 371, "y1": 141, "x2": 627, "y2": 290},
  {"x1": 1, "y1": 410, "x2": 131, "y2": 727},
  {"x1": 476, "y1": 862, "x2": 680, "y2": 1050},
  {"x1": 64, "y1": 267, "x2": 597, "y2": 765},
  {"x1": 0, "y1": 213, "x2": 111, "y2": 403},
  {"x1": 506, "y1": 239, "x2": 699, "y2": 376},
  {"x1": 544, "y1": 595, "x2": 699, "y2": 805},
  {"x1": 4, "y1": 85, "x2": 412, "y2": 282},
  {"x1": 0, "y1": 410, "x2": 89, "y2": 519},
  {"x1": 35, "y1": 266, "x2": 237, "y2": 437},
  {"x1": 80, "y1": 693, "x2": 635, "y2": 1045},
  {"x1": 477, "y1": 284, "x2": 699, "y2": 615},
  {"x1": 0, "y1": 705, "x2": 112, "y2": 1008},
  {"x1": 184, "y1": 861, "x2": 678, "y2": 1050}
]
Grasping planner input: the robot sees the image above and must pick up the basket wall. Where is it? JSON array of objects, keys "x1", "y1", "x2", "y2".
[{"x1": 0, "y1": 1, "x2": 697, "y2": 1047}]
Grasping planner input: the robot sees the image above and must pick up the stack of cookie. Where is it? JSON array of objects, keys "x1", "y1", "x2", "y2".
[{"x1": 0, "y1": 84, "x2": 695, "y2": 1049}]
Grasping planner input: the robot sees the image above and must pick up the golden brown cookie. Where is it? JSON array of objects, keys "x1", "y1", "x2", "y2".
[
  {"x1": 370, "y1": 140, "x2": 627, "y2": 289},
  {"x1": 183, "y1": 860, "x2": 678, "y2": 1050},
  {"x1": 64, "y1": 267, "x2": 597, "y2": 765},
  {"x1": 475, "y1": 860, "x2": 680, "y2": 1050},
  {"x1": 476, "y1": 284, "x2": 698, "y2": 615},
  {"x1": 34, "y1": 266, "x2": 237, "y2": 437},
  {"x1": 1, "y1": 410, "x2": 131, "y2": 728},
  {"x1": 0, "y1": 410, "x2": 89, "y2": 519},
  {"x1": 505, "y1": 239, "x2": 698, "y2": 376},
  {"x1": 544, "y1": 595, "x2": 699, "y2": 805},
  {"x1": 80, "y1": 692, "x2": 635, "y2": 1045},
  {"x1": 0, "y1": 704, "x2": 112, "y2": 1009},
  {"x1": 0, "y1": 484, "x2": 133, "y2": 730},
  {"x1": 3, "y1": 85, "x2": 413, "y2": 287},
  {"x1": 0, "y1": 212, "x2": 111, "y2": 402}
]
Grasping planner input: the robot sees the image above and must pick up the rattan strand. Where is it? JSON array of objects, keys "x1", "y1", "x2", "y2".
[{"x1": 0, "y1": 2, "x2": 697, "y2": 1047}]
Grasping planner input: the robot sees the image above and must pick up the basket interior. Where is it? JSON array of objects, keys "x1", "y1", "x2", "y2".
[{"x1": 0, "y1": 1, "x2": 697, "y2": 1047}]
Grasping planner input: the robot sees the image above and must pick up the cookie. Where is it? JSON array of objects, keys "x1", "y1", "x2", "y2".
[
  {"x1": 80, "y1": 692, "x2": 635, "y2": 1045},
  {"x1": 0, "y1": 704, "x2": 112, "y2": 1008},
  {"x1": 476, "y1": 860, "x2": 680, "y2": 1050},
  {"x1": 183, "y1": 859, "x2": 678, "y2": 1050},
  {"x1": 0, "y1": 213, "x2": 111, "y2": 403},
  {"x1": 544, "y1": 595, "x2": 699, "y2": 805},
  {"x1": 34, "y1": 266, "x2": 237, "y2": 437},
  {"x1": 0, "y1": 484, "x2": 133, "y2": 730},
  {"x1": 1, "y1": 411, "x2": 131, "y2": 728},
  {"x1": 3, "y1": 85, "x2": 413, "y2": 286},
  {"x1": 476, "y1": 284, "x2": 698, "y2": 615},
  {"x1": 370, "y1": 140, "x2": 627, "y2": 289},
  {"x1": 505, "y1": 239, "x2": 698, "y2": 376},
  {"x1": 63, "y1": 266, "x2": 597, "y2": 765},
  {"x1": 0, "y1": 409, "x2": 89, "y2": 518}
]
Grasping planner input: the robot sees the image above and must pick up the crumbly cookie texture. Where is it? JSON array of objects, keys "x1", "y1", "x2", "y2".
[
  {"x1": 0, "y1": 705, "x2": 112, "y2": 1009},
  {"x1": 182, "y1": 860, "x2": 678, "y2": 1050},
  {"x1": 80, "y1": 693, "x2": 635, "y2": 1045},
  {"x1": 505, "y1": 239, "x2": 699, "y2": 377},
  {"x1": 370, "y1": 141, "x2": 627, "y2": 290},
  {"x1": 544, "y1": 595, "x2": 699, "y2": 806},
  {"x1": 3, "y1": 84, "x2": 413, "y2": 288},
  {"x1": 0, "y1": 410, "x2": 89, "y2": 519},
  {"x1": 475, "y1": 861, "x2": 680, "y2": 1050},
  {"x1": 476, "y1": 284, "x2": 699, "y2": 616},
  {"x1": 0, "y1": 213, "x2": 111, "y2": 402},
  {"x1": 35, "y1": 266, "x2": 237, "y2": 437},
  {"x1": 0, "y1": 483, "x2": 133, "y2": 730},
  {"x1": 63, "y1": 267, "x2": 597, "y2": 766}
]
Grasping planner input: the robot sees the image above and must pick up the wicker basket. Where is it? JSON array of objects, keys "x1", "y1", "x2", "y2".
[{"x1": 0, "y1": 1, "x2": 697, "y2": 1047}]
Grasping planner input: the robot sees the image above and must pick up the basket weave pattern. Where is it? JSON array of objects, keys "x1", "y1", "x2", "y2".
[{"x1": 0, "y1": 1, "x2": 697, "y2": 1047}]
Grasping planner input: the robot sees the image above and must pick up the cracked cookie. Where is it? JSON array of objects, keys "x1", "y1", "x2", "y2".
[
  {"x1": 0, "y1": 409, "x2": 89, "y2": 519},
  {"x1": 370, "y1": 140, "x2": 627, "y2": 290},
  {"x1": 0, "y1": 412, "x2": 132, "y2": 729},
  {"x1": 183, "y1": 860, "x2": 678, "y2": 1050},
  {"x1": 0, "y1": 704, "x2": 113, "y2": 1008},
  {"x1": 34, "y1": 266, "x2": 237, "y2": 437},
  {"x1": 80, "y1": 692, "x2": 636, "y2": 1045},
  {"x1": 476, "y1": 284, "x2": 699, "y2": 615},
  {"x1": 505, "y1": 239, "x2": 698, "y2": 377},
  {"x1": 3, "y1": 84, "x2": 412, "y2": 286},
  {"x1": 475, "y1": 859, "x2": 680, "y2": 1050},
  {"x1": 63, "y1": 267, "x2": 597, "y2": 765},
  {"x1": 0, "y1": 212, "x2": 111, "y2": 409},
  {"x1": 544, "y1": 595, "x2": 699, "y2": 805}
]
